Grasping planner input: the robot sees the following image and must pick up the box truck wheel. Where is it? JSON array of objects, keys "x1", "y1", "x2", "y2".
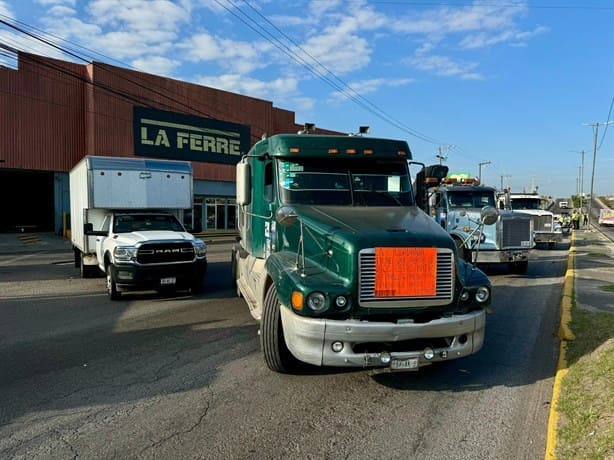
[
  {"x1": 80, "y1": 255, "x2": 98, "y2": 279},
  {"x1": 73, "y1": 247, "x2": 80, "y2": 268},
  {"x1": 261, "y1": 284, "x2": 300, "y2": 373},
  {"x1": 106, "y1": 264, "x2": 121, "y2": 300}
]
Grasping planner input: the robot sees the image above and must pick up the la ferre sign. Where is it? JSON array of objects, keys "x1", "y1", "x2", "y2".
[{"x1": 133, "y1": 107, "x2": 251, "y2": 165}]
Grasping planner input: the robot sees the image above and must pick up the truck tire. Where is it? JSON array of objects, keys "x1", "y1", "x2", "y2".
[
  {"x1": 231, "y1": 247, "x2": 242, "y2": 298},
  {"x1": 508, "y1": 260, "x2": 528, "y2": 274},
  {"x1": 80, "y1": 256, "x2": 97, "y2": 279},
  {"x1": 261, "y1": 284, "x2": 300, "y2": 373},
  {"x1": 106, "y1": 264, "x2": 121, "y2": 300},
  {"x1": 190, "y1": 274, "x2": 205, "y2": 294},
  {"x1": 73, "y1": 247, "x2": 80, "y2": 268}
]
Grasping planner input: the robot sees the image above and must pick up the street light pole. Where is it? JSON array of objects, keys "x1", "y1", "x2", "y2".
[{"x1": 478, "y1": 161, "x2": 491, "y2": 184}]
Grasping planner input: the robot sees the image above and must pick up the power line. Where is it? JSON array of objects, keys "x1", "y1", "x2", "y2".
[
  {"x1": 0, "y1": 15, "x2": 278, "y2": 143},
  {"x1": 235, "y1": 0, "x2": 445, "y2": 145},
  {"x1": 597, "y1": 95, "x2": 614, "y2": 150}
]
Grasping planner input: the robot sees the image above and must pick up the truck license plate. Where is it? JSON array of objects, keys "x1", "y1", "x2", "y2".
[
  {"x1": 160, "y1": 277, "x2": 176, "y2": 286},
  {"x1": 390, "y1": 357, "x2": 419, "y2": 370}
]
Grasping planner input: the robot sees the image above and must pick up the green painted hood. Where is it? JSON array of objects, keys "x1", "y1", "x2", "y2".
[{"x1": 292, "y1": 205, "x2": 455, "y2": 250}]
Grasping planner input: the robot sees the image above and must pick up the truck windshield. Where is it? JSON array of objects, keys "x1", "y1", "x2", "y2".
[
  {"x1": 510, "y1": 198, "x2": 541, "y2": 210},
  {"x1": 113, "y1": 214, "x2": 185, "y2": 233},
  {"x1": 447, "y1": 190, "x2": 496, "y2": 209},
  {"x1": 277, "y1": 158, "x2": 413, "y2": 206}
]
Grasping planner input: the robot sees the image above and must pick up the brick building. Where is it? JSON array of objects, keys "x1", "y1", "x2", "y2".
[{"x1": 0, "y1": 52, "x2": 338, "y2": 234}]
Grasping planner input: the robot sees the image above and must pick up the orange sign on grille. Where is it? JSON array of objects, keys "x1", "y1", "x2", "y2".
[{"x1": 374, "y1": 247, "x2": 437, "y2": 297}]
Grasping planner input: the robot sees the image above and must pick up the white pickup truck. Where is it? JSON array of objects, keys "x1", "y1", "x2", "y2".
[{"x1": 70, "y1": 156, "x2": 207, "y2": 299}]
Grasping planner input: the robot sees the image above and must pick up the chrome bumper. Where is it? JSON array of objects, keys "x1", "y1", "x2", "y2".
[{"x1": 279, "y1": 307, "x2": 485, "y2": 369}]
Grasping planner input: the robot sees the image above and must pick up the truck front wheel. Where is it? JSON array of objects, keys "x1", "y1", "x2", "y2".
[
  {"x1": 508, "y1": 260, "x2": 528, "y2": 274},
  {"x1": 106, "y1": 264, "x2": 121, "y2": 300},
  {"x1": 261, "y1": 284, "x2": 300, "y2": 373}
]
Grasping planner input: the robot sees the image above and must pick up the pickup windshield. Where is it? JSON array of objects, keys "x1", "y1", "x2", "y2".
[
  {"x1": 277, "y1": 158, "x2": 414, "y2": 206},
  {"x1": 113, "y1": 214, "x2": 185, "y2": 233}
]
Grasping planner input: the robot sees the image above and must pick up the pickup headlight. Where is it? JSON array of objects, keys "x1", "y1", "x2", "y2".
[
  {"x1": 193, "y1": 240, "x2": 207, "y2": 257},
  {"x1": 113, "y1": 246, "x2": 137, "y2": 261}
]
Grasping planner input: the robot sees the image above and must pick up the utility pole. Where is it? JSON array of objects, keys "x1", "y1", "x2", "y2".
[
  {"x1": 584, "y1": 121, "x2": 614, "y2": 229},
  {"x1": 435, "y1": 145, "x2": 453, "y2": 165},
  {"x1": 499, "y1": 174, "x2": 511, "y2": 191},
  {"x1": 570, "y1": 149, "x2": 586, "y2": 207},
  {"x1": 478, "y1": 161, "x2": 491, "y2": 184}
]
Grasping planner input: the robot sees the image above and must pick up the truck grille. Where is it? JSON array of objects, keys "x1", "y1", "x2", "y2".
[
  {"x1": 358, "y1": 248, "x2": 454, "y2": 307},
  {"x1": 501, "y1": 215, "x2": 532, "y2": 248},
  {"x1": 532, "y1": 215, "x2": 553, "y2": 232},
  {"x1": 136, "y1": 242, "x2": 195, "y2": 264}
]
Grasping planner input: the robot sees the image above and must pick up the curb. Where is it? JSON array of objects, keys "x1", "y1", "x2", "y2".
[{"x1": 545, "y1": 230, "x2": 576, "y2": 459}]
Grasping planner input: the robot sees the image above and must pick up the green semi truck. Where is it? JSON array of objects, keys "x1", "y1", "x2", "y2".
[{"x1": 232, "y1": 131, "x2": 492, "y2": 373}]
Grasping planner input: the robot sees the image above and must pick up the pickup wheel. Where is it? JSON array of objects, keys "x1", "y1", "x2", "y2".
[
  {"x1": 190, "y1": 274, "x2": 205, "y2": 294},
  {"x1": 261, "y1": 284, "x2": 300, "y2": 373},
  {"x1": 106, "y1": 264, "x2": 121, "y2": 300}
]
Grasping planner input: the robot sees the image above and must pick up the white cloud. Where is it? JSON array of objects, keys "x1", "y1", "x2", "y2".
[
  {"x1": 178, "y1": 32, "x2": 272, "y2": 73},
  {"x1": 460, "y1": 25, "x2": 548, "y2": 49},
  {"x1": 86, "y1": 0, "x2": 189, "y2": 32},
  {"x1": 330, "y1": 77, "x2": 413, "y2": 100},
  {"x1": 195, "y1": 74, "x2": 299, "y2": 101},
  {"x1": 0, "y1": 0, "x2": 13, "y2": 16},
  {"x1": 35, "y1": 0, "x2": 75, "y2": 6},
  {"x1": 409, "y1": 55, "x2": 483, "y2": 80},
  {"x1": 131, "y1": 55, "x2": 180, "y2": 76}
]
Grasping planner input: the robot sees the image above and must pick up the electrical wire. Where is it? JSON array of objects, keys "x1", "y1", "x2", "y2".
[{"x1": 597, "y1": 95, "x2": 613, "y2": 150}]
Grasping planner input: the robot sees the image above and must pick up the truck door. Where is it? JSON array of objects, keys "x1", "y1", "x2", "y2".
[
  {"x1": 95, "y1": 215, "x2": 112, "y2": 268},
  {"x1": 434, "y1": 191, "x2": 447, "y2": 228}
]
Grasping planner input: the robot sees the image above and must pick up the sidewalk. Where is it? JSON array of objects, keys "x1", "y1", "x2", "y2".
[{"x1": 571, "y1": 227, "x2": 614, "y2": 314}]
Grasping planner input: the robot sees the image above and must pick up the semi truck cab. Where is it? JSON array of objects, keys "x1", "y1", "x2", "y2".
[{"x1": 232, "y1": 132, "x2": 493, "y2": 373}]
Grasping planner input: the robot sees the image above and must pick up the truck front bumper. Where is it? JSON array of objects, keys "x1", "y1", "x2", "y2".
[
  {"x1": 534, "y1": 231, "x2": 563, "y2": 244},
  {"x1": 473, "y1": 249, "x2": 529, "y2": 264},
  {"x1": 111, "y1": 259, "x2": 207, "y2": 291},
  {"x1": 280, "y1": 307, "x2": 485, "y2": 369}
]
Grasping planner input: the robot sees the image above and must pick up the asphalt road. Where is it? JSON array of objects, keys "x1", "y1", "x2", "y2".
[{"x1": 0, "y1": 241, "x2": 567, "y2": 459}]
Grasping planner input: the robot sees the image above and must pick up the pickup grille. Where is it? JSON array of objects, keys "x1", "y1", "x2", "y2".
[
  {"x1": 358, "y1": 248, "x2": 454, "y2": 307},
  {"x1": 501, "y1": 215, "x2": 532, "y2": 248},
  {"x1": 136, "y1": 242, "x2": 195, "y2": 264}
]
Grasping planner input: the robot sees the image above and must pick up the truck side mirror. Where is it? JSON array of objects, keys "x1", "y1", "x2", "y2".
[
  {"x1": 84, "y1": 222, "x2": 94, "y2": 234},
  {"x1": 480, "y1": 206, "x2": 499, "y2": 225},
  {"x1": 276, "y1": 206, "x2": 298, "y2": 227},
  {"x1": 236, "y1": 161, "x2": 251, "y2": 206}
]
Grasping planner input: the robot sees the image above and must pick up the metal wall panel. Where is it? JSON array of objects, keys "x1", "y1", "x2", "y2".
[{"x1": 0, "y1": 53, "x2": 86, "y2": 171}]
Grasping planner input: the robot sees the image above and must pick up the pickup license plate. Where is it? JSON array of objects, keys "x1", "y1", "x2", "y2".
[
  {"x1": 160, "y1": 277, "x2": 176, "y2": 286},
  {"x1": 390, "y1": 357, "x2": 419, "y2": 370}
]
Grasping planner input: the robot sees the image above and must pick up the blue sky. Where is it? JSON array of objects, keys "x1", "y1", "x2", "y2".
[{"x1": 1, "y1": 0, "x2": 612, "y2": 198}]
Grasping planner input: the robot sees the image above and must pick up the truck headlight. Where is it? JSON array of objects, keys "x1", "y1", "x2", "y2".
[
  {"x1": 475, "y1": 286, "x2": 490, "y2": 303},
  {"x1": 193, "y1": 240, "x2": 207, "y2": 257},
  {"x1": 306, "y1": 292, "x2": 327, "y2": 312},
  {"x1": 113, "y1": 246, "x2": 137, "y2": 261}
]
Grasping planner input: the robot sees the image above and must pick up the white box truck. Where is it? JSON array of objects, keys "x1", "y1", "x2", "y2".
[{"x1": 70, "y1": 156, "x2": 207, "y2": 300}]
